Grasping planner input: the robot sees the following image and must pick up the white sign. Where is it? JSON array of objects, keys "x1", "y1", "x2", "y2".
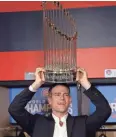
[{"x1": 104, "y1": 69, "x2": 116, "y2": 78}]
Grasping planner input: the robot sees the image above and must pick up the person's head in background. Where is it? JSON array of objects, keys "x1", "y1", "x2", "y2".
[{"x1": 47, "y1": 83, "x2": 71, "y2": 118}]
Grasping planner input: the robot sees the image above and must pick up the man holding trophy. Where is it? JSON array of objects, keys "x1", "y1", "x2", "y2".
[
  {"x1": 9, "y1": 67, "x2": 111, "y2": 137},
  {"x1": 9, "y1": 2, "x2": 111, "y2": 137}
]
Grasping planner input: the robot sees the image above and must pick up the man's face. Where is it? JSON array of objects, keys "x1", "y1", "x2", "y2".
[{"x1": 48, "y1": 85, "x2": 71, "y2": 114}]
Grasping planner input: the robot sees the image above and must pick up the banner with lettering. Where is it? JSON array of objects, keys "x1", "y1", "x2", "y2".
[
  {"x1": 9, "y1": 86, "x2": 78, "y2": 123},
  {"x1": 90, "y1": 85, "x2": 116, "y2": 123}
]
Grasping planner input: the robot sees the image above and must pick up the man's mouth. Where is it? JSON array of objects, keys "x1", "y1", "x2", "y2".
[{"x1": 58, "y1": 102, "x2": 65, "y2": 105}]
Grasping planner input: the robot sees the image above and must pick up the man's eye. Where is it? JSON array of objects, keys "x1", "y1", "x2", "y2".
[
  {"x1": 64, "y1": 94, "x2": 69, "y2": 96},
  {"x1": 55, "y1": 93, "x2": 60, "y2": 96}
]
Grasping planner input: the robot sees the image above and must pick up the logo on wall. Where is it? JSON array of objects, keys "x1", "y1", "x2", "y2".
[
  {"x1": 25, "y1": 88, "x2": 51, "y2": 115},
  {"x1": 106, "y1": 70, "x2": 112, "y2": 75}
]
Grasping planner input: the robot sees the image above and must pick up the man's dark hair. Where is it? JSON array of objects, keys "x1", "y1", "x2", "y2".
[{"x1": 48, "y1": 83, "x2": 70, "y2": 93}]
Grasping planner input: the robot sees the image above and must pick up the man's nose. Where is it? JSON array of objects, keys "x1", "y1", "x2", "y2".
[{"x1": 60, "y1": 95, "x2": 65, "y2": 100}]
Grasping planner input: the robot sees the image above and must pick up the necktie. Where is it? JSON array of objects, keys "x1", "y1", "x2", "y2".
[{"x1": 59, "y1": 121, "x2": 63, "y2": 127}]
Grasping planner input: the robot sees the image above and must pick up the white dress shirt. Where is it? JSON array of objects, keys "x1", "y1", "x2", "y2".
[{"x1": 52, "y1": 113, "x2": 68, "y2": 137}]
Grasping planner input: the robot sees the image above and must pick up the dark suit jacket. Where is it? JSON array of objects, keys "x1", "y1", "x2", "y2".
[{"x1": 8, "y1": 85, "x2": 111, "y2": 137}]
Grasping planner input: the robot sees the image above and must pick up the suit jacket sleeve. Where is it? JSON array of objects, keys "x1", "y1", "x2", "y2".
[
  {"x1": 8, "y1": 88, "x2": 39, "y2": 136},
  {"x1": 83, "y1": 85, "x2": 111, "y2": 132}
]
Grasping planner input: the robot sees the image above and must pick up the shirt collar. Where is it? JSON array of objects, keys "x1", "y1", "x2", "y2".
[{"x1": 52, "y1": 113, "x2": 68, "y2": 123}]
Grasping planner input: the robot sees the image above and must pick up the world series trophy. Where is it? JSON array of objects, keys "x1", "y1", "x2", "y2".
[{"x1": 42, "y1": 1, "x2": 77, "y2": 83}]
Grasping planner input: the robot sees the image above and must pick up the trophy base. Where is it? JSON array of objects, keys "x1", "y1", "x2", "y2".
[{"x1": 45, "y1": 70, "x2": 76, "y2": 83}]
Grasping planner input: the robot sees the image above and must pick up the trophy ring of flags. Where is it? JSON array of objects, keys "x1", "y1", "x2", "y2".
[{"x1": 42, "y1": 1, "x2": 77, "y2": 83}]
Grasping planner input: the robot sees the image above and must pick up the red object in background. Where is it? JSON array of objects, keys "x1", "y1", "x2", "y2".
[
  {"x1": 0, "y1": 1, "x2": 116, "y2": 12},
  {"x1": 0, "y1": 47, "x2": 116, "y2": 80}
]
